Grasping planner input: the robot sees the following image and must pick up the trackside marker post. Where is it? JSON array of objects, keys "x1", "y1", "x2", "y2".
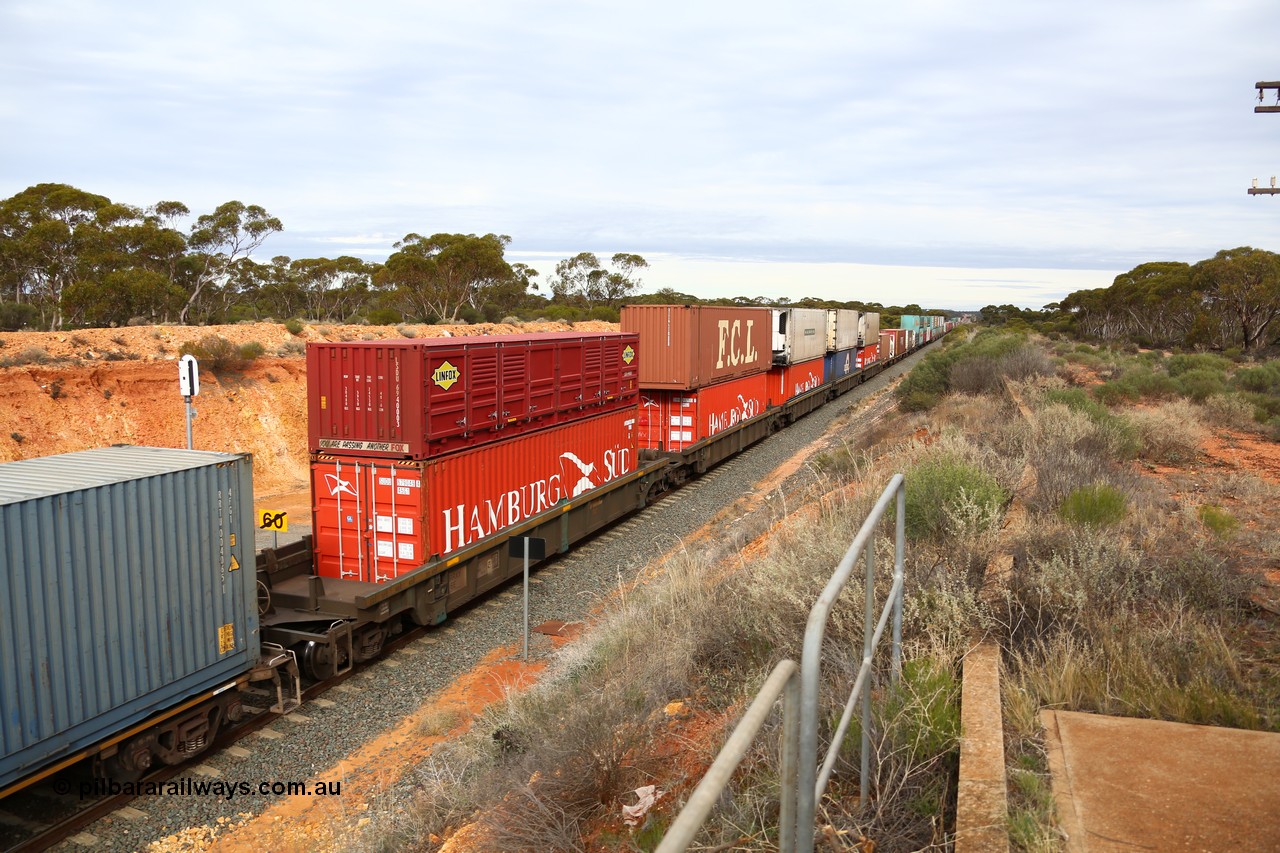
[
  {"x1": 178, "y1": 354, "x2": 200, "y2": 450},
  {"x1": 508, "y1": 537, "x2": 546, "y2": 660}
]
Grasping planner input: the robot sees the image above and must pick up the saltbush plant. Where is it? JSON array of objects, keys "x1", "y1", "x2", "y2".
[
  {"x1": 903, "y1": 454, "x2": 1007, "y2": 539},
  {"x1": 1059, "y1": 484, "x2": 1127, "y2": 526},
  {"x1": 1198, "y1": 504, "x2": 1239, "y2": 537}
]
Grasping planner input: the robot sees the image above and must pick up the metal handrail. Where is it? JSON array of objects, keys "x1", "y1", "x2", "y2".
[
  {"x1": 797, "y1": 472, "x2": 905, "y2": 853},
  {"x1": 657, "y1": 474, "x2": 907, "y2": 852},
  {"x1": 655, "y1": 660, "x2": 800, "y2": 853}
]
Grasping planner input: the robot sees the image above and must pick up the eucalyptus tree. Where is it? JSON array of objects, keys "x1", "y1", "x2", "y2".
[
  {"x1": 1193, "y1": 247, "x2": 1280, "y2": 351},
  {"x1": 378, "y1": 232, "x2": 518, "y2": 322},
  {"x1": 0, "y1": 183, "x2": 112, "y2": 328},
  {"x1": 547, "y1": 252, "x2": 648, "y2": 308},
  {"x1": 179, "y1": 201, "x2": 283, "y2": 324}
]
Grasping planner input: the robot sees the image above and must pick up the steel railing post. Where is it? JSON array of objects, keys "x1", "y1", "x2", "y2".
[
  {"x1": 892, "y1": 482, "x2": 905, "y2": 684},
  {"x1": 666, "y1": 474, "x2": 906, "y2": 853},
  {"x1": 779, "y1": 674, "x2": 801, "y2": 853},
  {"x1": 861, "y1": 532, "x2": 875, "y2": 810}
]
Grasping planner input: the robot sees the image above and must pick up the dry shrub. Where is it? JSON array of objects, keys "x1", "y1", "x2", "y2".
[
  {"x1": 1199, "y1": 394, "x2": 1258, "y2": 431},
  {"x1": 948, "y1": 345, "x2": 1054, "y2": 396},
  {"x1": 996, "y1": 344, "x2": 1056, "y2": 382},
  {"x1": 1008, "y1": 608, "x2": 1259, "y2": 728},
  {"x1": 1025, "y1": 404, "x2": 1141, "y2": 512},
  {"x1": 1126, "y1": 401, "x2": 1205, "y2": 465},
  {"x1": 947, "y1": 356, "x2": 1002, "y2": 395},
  {"x1": 0, "y1": 346, "x2": 53, "y2": 367}
]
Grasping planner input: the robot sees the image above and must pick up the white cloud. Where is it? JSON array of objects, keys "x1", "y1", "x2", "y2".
[{"x1": 1, "y1": 0, "x2": 1276, "y2": 309}]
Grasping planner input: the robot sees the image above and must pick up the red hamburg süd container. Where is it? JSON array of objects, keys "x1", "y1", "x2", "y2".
[
  {"x1": 637, "y1": 371, "x2": 770, "y2": 452},
  {"x1": 307, "y1": 333, "x2": 638, "y2": 460},
  {"x1": 311, "y1": 408, "x2": 638, "y2": 582},
  {"x1": 621, "y1": 305, "x2": 771, "y2": 390},
  {"x1": 768, "y1": 356, "x2": 825, "y2": 407},
  {"x1": 856, "y1": 344, "x2": 879, "y2": 368}
]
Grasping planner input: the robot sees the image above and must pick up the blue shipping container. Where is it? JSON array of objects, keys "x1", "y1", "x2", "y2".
[
  {"x1": 824, "y1": 348, "x2": 857, "y2": 383},
  {"x1": 0, "y1": 447, "x2": 257, "y2": 790}
]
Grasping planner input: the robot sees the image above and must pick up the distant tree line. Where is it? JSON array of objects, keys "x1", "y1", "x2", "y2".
[
  {"x1": 0, "y1": 183, "x2": 959, "y2": 332},
  {"x1": 0, "y1": 184, "x2": 653, "y2": 330},
  {"x1": 979, "y1": 247, "x2": 1280, "y2": 352}
]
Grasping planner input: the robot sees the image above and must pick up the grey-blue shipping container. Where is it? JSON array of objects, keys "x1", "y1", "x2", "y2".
[
  {"x1": 0, "y1": 447, "x2": 257, "y2": 790},
  {"x1": 824, "y1": 348, "x2": 856, "y2": 383}
]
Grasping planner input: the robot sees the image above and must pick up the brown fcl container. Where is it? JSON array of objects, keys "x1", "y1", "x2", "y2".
[
  {"x1": 311, "y1": 408, "x2": 638, "y2": 582},
  {"x1": 621, "y1": 305, "x2": 771, "y2": 390},
  {"x1": 307, "y1": 332, "x2": 638, "y2": 460}
]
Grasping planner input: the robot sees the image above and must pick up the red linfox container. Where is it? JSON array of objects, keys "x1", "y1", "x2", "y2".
[
  {"x1": 311, "y1": 408, "x2": 638, "y2": 583},
  {"x1": 620, "y1": 305, "x2": 771, "y2": 390},
  {"x1": 856, "y1": 344, "x2": 880, "y2": 368},
  {"x1": 307, "y1": 333, "x2": 638, "y2": 460},
  {"x1": 637, "y1": 371, "x2": 770, "y2": 452},
  {"x1": 767, "y1": 356, "x2": 825, "y2": 407}
]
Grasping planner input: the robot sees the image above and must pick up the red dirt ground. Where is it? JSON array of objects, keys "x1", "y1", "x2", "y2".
[{"x1": 0, "y1": 320, "x2": 616, "y2": 498}]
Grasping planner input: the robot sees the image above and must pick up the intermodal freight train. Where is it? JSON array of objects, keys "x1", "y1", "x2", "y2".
[{"x1": 0, "y1": 306, "x2": 953, "y2": 797}]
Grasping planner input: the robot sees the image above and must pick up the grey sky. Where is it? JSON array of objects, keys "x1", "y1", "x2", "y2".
[{"x1": 2, "y1": 0, "x2": 1276, "y2": 308}]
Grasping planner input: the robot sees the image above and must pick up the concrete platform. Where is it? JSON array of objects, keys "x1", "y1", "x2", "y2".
[{"x1": 1042, "y1": 710, "x2": 1280, "y2": 852}]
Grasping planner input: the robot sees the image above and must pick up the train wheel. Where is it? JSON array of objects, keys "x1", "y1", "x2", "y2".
[
  {"x1": 299, "y1": 640, "x2": 347, "y2": 681},
  {"x1": 103, "y1": 736, "x2": 154, "y2": 782}
]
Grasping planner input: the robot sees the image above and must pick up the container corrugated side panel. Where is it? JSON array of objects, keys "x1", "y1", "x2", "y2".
[
  {"x1": 768, "y1": 356, "x2": 826, "y2": 406},
  {"x1": 831, "y1": 310, "x2": 859, "y2": 351},
  {"x1": 824, "y1": 349, "x2": 856, "y2": 383},
  {"x1": 622, "y1": 305, "x2": 769, "y2": 390},
  {"x1": 313, "y1": 409, "x2": 639, "y2": 580},
  {"x1": 309, "y1": 335, "x2": 640, "y2": 460},
  {"x1": 0, "y1": 448, "x2": 255, "y2": 790},
  {"x1": 308, "y1": 342, "x2": 425, "y2": 458},
  {"x1": 777, "y1": 308, "x2": 828, "y2": 365},
  {"x1": 636, "y1": 373, "x2": 769, "y2": 452}
]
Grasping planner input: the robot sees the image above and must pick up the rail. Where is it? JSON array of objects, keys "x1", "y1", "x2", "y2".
[{"x1": 657, "y1": 473, "x2": 906, "y2": 853}]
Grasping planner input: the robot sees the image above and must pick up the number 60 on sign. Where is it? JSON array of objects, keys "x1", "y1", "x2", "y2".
[{"x1": 258, "y1": 510, "x2": 288, "y2": 532}]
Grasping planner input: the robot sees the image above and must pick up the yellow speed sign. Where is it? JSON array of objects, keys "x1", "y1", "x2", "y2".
[{"x1": 258, "y1": 509, "x2": 288, "y2": 532}]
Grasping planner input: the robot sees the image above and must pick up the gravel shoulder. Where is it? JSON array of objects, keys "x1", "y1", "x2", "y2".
[{"x1": 60, "y1": 352, "x2": 925, "y2": 852}]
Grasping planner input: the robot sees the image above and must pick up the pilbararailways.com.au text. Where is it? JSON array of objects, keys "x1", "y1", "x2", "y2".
[{"x1": 71, "y1": 777, "x2": 341, "y2": 800}]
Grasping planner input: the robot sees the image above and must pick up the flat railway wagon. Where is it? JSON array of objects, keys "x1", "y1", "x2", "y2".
[
  {"x1": 254, "y1": 312, "x2": 950, "y2": 681},
  {"x1": 0, "y1": 447, "x2": 297, "y2": 797}
]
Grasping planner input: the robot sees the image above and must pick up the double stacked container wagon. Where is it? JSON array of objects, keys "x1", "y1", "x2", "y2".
[
  {"x1": 623, "y1": 305, "x2": 774, "y2": 453},
  {"x1": 307, "y1": 333, "x2": 641, "y2": 582}
]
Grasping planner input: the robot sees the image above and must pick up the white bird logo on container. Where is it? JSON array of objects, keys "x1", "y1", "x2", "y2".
[
  {"x1": 559, "y1": 452, "x2": 597, "y2": 497},
  {"x1": 324, "y1": 474, "x2": 358, "y2": 498}
]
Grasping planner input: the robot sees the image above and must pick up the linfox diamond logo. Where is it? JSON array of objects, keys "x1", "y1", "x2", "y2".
[
  {"x1": 431, "y1": 360, "x2": 461, "y2": 390},
  {"x1": 622, "y1": 345, "x2": 635, "y2": 364}
]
